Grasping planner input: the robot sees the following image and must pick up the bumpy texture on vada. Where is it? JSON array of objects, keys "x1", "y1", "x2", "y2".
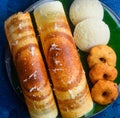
[
  {"x1": 87, "y1": 45, "x2": 117, "y2": 68},
  {"x1": 91, "y1": 80, "x2": 119, "y2": 105},
  {"x1": 89, "y1": 63, "x2": 118, "y2": 84}
]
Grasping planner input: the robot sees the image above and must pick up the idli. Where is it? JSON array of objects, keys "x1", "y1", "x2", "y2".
[
  {"x1": 74, "y1": 19, "x2": 110, "y2": 52},
  {"x1": 69, "y1": 0, "x2": 104, "y2": 25}
]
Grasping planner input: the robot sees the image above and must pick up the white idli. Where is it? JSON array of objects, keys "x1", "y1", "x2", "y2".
[
  {"x1": 74, "y1": 19, "x2": 110, "y2": 52},
  {"x1": 69, "y1": 0, "x2": 104, "y2": 25}
]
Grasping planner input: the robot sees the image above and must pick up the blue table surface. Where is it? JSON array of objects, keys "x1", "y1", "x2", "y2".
[{"x1": 0, "y1": 0, "x2": 120, "y2": 118}]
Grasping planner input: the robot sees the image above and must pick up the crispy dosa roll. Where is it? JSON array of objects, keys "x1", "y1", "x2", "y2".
[
  {"x1": 4, "y1": 12, "x2": 58, "y2": 118},
  {"x1": 34, "y1": 1, "x2": 93, "y2": 118}
]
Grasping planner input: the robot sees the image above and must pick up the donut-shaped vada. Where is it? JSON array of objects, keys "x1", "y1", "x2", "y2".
[
  {"x1": 87, "y1": 45, "x2": 116, "y2": 68},
  {"x1": 89, "y1": 63, "x2": 118, "y2": 84},
  {"x1": 91, "y1": 80, "x2": 119, "y2": 105}
]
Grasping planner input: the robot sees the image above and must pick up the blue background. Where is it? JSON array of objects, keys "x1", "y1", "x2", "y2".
[{"x1": 0, "y1": 0, "x2": 120, "y2": 118}]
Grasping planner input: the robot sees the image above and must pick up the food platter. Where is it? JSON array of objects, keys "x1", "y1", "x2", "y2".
[{"x1": 4, "y1": 0, "x2": 120, "y2": 118}]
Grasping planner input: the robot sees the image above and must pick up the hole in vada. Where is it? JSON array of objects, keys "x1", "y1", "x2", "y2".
[
  {"x1": 102, "y1": 91, "x2": 108, "y2": 97},
  {"x1": 99, "y1": 57, "x2": 106, "y2": 63},
  {"x1": 103, "y1": 74, "x2": 109, "y2": 79}
]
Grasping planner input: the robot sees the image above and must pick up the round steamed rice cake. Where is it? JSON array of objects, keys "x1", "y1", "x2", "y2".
[
  {"x1": 69, "y1": 0, "x2": 104, "y2": 25},
  {"x1": 74, "y1": 19, "x2": 110, "y2": 52}
]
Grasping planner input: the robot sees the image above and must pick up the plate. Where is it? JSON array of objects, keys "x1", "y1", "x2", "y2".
[{"x1": 4, "y1": 0, "x2": 120, "y2": 118}]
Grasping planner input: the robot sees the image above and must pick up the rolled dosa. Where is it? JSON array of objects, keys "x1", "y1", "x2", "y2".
[
  {"x1": 4, "y1": 12, "x2": 58, "y2": 118},
  {"x1": 34, "y1": 1, "x2": 93, "y2": 118}
]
